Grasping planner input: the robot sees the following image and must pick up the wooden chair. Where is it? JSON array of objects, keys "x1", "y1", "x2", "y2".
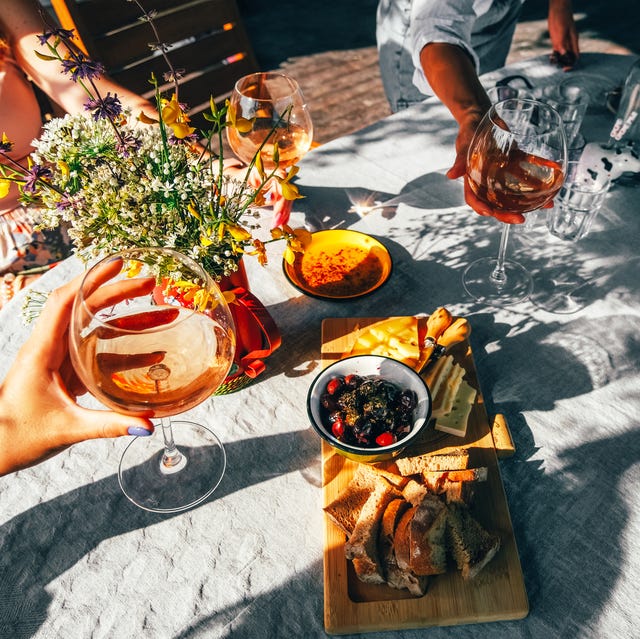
[{"x1": 50, "y1": 0, "x2": 260, "y2": 129}]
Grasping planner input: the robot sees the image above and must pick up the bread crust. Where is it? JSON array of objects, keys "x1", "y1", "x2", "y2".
[
  {"x1": 344, "y1": 479, "x2": 401, "y2": 584},
  {"x1": 395, "y1": 449, "x2": 470, "y2": 476}
]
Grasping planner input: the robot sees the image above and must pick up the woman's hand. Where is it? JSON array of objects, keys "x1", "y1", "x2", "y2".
[{"x1": 0, "y1": 272, "x2": 154, "y2": 476}]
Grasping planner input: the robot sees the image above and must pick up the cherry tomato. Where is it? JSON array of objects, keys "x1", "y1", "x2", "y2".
[
  {"x1": 326, "y1": 377, "x2": 343, "y2": 395},
  {"x1": 375, "y1": 432, "x2": 395, "y2": 447},
  {"x1": 331, "y1": 418, "x2": 345, "y2": 439}
]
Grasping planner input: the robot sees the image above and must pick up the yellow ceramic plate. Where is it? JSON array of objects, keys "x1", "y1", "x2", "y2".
[{"x1": 283, "y1": 229, "x2": 392, "y2": 300}]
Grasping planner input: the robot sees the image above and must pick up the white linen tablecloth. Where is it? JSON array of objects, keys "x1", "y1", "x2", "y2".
[{"x1": 1, "y1": 53, "x2": 638, "y2": 638}]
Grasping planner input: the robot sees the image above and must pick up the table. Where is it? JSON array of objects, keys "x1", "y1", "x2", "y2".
[{"x1": 1, "y1": 53, "x2": 639, "y2": 639}]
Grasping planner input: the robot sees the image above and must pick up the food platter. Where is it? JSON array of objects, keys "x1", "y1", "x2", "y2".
[
  {"x1": 283, "y1": 229, "x2": 392, "y2": 300},
  {"x1": 320, "y1": 317, "x2": 528, "y2": 635}
]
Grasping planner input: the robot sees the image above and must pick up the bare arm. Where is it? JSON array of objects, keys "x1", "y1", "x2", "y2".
[
  {"x1": 419, "y1": 42, "x2": 491, "y2": 180},
  {"x1": 2, "y1": 0, "x2": 152, "y2": 116},
  {"x1": 418, "y1": 42, "x2": 528, "y2": 224},
  {"x1": 548, "y1": 0, "x2": 579, "y2": 70}
]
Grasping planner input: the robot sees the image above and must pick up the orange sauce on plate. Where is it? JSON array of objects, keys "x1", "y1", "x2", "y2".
[{"x1": 295, "y1": 245, "x2": 384, "y2": 297}]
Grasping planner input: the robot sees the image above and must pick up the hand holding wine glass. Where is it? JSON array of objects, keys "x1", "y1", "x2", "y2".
[
  {"x1": 0, "y1": 272, "x2": 155, "y2": 477},
  {"x1": 69, "y1": 248, "x2": 236, "y2": 512},
  {"x1": 462, "y1": 98, "x2": 567, "y2": 305}
]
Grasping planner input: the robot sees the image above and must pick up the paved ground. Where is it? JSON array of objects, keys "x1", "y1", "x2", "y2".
[{"x1": 239, "y1": 0, "x2": 639, "y2": 144}]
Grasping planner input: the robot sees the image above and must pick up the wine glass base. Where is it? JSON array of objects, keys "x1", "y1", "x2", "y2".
[
  {"x1": 530, "y1": 272, "x2": 592, "y2": 314},
  {"x1": 118, "y1": 420, "x2": 226, "y2": 514},
  {"x1": 462, "y1": 257, "x2": 533, "y2": 306}
]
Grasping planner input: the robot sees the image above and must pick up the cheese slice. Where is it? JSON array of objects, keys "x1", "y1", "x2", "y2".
[
  {"x1": 432, "y1": 363, "x2": 465, "y2": 418},
  {"x1": 347, "y1": 316, "x2": 421, "y2": 369},
  {"x1": 434, "y1": 380, "x2": 477, "y2": 437},
  {"x1": 422, "y1": 355, "x2": 454, "y2": 401}
]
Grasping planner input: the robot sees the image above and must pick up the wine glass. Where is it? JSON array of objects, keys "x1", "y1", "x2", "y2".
[
  {"x1": 226, "y1": 71, "x2": 314, "y2": 170},
  {"x1": 530, "y1": 160, "x2": 611, "y2": 314},
  {"x1": 462, "y1": 98, "x2": 567, "y2": 305},
  {"x1": 69, "y1": 247, "x2": 236, "y2": 513}
]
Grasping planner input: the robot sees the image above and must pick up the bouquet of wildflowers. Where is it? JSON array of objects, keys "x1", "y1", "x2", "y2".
[{"x1": 0, "y1": 1, "x2": 310, "y2": 281}]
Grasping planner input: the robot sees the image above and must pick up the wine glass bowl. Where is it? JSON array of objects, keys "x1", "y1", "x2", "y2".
[
  {"x1": 463, "y1": 98, "x2": 567, "y2": 305},
  {"x1": 70, "y1": 248, "x2": 236, "y2": 512},
  {"x1": 226, "y1": 71, "x2": 313, "y2": 169}
]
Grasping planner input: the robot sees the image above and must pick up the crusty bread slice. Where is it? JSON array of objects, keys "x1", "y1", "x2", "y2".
[
  {"x1": 402, "y1": 478, "x2": 430, "y2": 506},
  {"x1": 323, "y1": 464, "x2": 384, "y2": 537},
  {"x1": 392, "y1": 506, "x2": 415, "y2": 573},
  {"x1": 446, "y1": 502, "x2": 501, "y2": 580},
  {"x1": 407, "y1": 493, "x2": 448, "y2": 576},
  {"x1": 344, "y1": 478, "x2": 401, "y2": 584},
  {"x1": 422, "y1": 466, "x2": 488, "y2": 487},
  {"x1": 440, "y1": 480, "x2": 477, "y2": 504},
  {"x1": 367, "y1": 462, "x2": 410, "y2": 489},
  {"x1": 379, "y1": 498, "x2": 429, "y2": 596},
  {"x1": 395, "y1": 448, "x2": 470, "y2": 476}
]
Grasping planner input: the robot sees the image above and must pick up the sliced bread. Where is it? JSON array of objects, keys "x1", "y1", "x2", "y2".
[
  {"x1": 446, "y1": 502, "x2": 501, "y2": 580},
  {"x1": 395, "y1": 448, "x2": 470, "y2": 476},
  {"x1": 344, "y1": 478, "x2": 401, "y2": 584},
  {"x1": 407, "y1": 493, "x2": 448, "y2": 576},
  {"x1": 323, "y1": 464, "x2": 385, "y2": 537},
  {"x1": 378, "y1": 498, "x2": 429, "y2": 596}
]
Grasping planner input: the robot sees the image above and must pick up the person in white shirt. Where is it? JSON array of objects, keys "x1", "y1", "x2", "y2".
[{"x1": 376, "y1": 0, "x2": 579, "y2": 223}]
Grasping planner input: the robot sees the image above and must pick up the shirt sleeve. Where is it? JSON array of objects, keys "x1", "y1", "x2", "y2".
[{"x1": 409, "y1": 0, "x2": 482, "y2": 95}]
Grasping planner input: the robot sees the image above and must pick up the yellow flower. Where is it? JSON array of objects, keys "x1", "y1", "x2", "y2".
[
  {"x1": 276, "y1": 166, "x2": 304, "y2": 201},
  {"x1": 222, "y1": 290, "x2": 237, "y2": 305},
  {"x1": 126, "y1": 260, "x2": 143, "y2": 278},
  {"x1": 160, "y1": 94, "x2": 196, "y2": 139},
  {"x1": 247, "y1": 239, "x2": 268, "y2": 266},
  {"x1": 58, "y1": 160, "x2": 70, "y2": 181},
  {"x1": 226, "y1": 101, "x2": 254, "y2": 133},
  {"x1": 199, "y1": 233, "x2": 214, "y2": 247},
  {"x1": 282, "y1": 245, "x2": 296, "y2": 265},
  {"x1": 0, "y1": 179, "x2": 10, "y2": 199},
  {"x1": 227, "y1": 224, "x2": 252, "y2": 242},
  {"x1": 279, "y1": 226, "x2": 311, "y2": 265},
  {"x1": 138, "y1": 111, "x2": 157, "y2": 125},
  {"x1": 187, "y1": 201, "x2": 202, "y2": 221}
]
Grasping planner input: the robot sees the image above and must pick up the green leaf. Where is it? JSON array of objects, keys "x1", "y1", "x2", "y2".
[{"x1": 34, "y1": 51, "x2": 58, "y2": 62}]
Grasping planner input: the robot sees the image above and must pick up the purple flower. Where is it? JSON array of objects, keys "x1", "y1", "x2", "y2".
[
  {"x1": 55, "y1": 194, "x2": 74, "y2": 212},
  {"x1": 116, "y1": 132, "x2": 143, "y2": 157},
  {"x1": 61, "y1": 55, "x2": 105, "y2": 82},
  {"x1": 84, "y1": 93, "x2": 123, "y2": 121},
  {"x1": 37, "y1": 28, "x2": 76, "y2": 46},
  {"x1": 23, "y1": 164, "x2": 53, "y2": 193},
  {"x1": 167, "y1": 131, "x2": 199, "y2": 145}
]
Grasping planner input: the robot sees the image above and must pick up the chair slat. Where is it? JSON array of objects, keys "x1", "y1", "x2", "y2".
[
  {"x1": 50, "y1": 0, "x2": 260, "y2": 113},
  {"x1": 109, "y1": 29, "x2": 251, "y2": 97}
]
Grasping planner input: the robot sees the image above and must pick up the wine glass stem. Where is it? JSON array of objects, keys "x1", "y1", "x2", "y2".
[
  {"x1": 491, "y1": 223, "x2": 511, "y2": 287},
  {"x1": 160, "y1": 417, "x2": 187, "y2": 474}
]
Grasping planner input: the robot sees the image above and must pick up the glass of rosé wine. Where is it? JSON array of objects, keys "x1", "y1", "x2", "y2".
[
  {"x1": 226, "y1": 71, "x2": 313, "y2": 170},
  {"x1": 462, "y1": 98, "x2": 567, "y2": 305},
  {"x1": 69, "y1": 248, "x2": 236, "y2": 513}
]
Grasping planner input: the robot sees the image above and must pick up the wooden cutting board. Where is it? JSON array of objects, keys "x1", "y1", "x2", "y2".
[{"x1": 320, "y1": 317, "x2": 529, "y2": 635}]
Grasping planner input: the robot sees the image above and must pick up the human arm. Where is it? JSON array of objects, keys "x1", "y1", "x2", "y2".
[
  {"x1": 419, "y1": 42, "x2": 491, "y2": 181},
  {"x1": 419, "y1": 43, "x2": 527, "y2": 223},
  {"x1": 0, "y1": 273, "x2": 154, "y2": 477},
  {"x1": 548, "y1": 0, "x2": 579, "y2": 70},
  {"x1": 2, "y1": 0, "x2": 152, "y2": 116}
]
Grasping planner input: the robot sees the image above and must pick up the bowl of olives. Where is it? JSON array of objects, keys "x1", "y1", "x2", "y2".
[{"x1": 306, "y1": 355, "x2": 432, "y2": 463}]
